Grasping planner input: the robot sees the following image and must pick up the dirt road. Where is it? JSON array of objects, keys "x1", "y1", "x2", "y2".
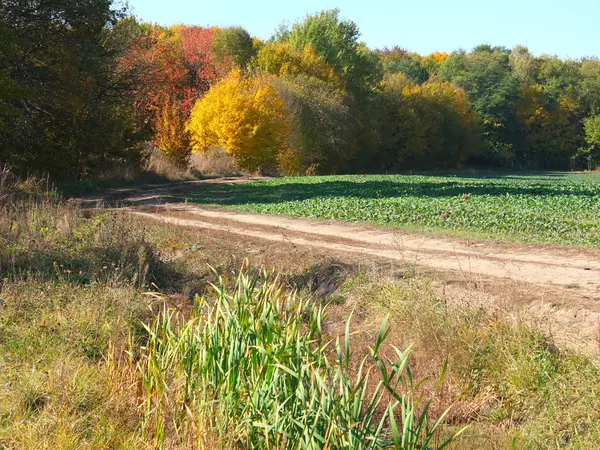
[
  {"x1": 98, "y1": 180, "x2": 600, "y2": 354},
  {"x1": 130, "y1": 203, "x2": 600, "y2": 296}
]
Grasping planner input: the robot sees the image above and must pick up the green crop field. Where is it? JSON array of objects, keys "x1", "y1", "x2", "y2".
[{"x1": 181, "y1": 173, "x2": 600, "y2": 246}]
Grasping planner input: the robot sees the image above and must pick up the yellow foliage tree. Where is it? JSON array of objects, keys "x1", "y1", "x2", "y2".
[
  {"x1": 421, "y1": 51, "x2": 448, "y2": 78},
  {"x1": 516, "y1": 85, "x2": 578, "y2": 167},
  {"x1": 255, "y1": 43, "x2": 342, "y2": 87},
  {"x1": 154, "y1": 96, "x2": 192, "y2": 167},
  {"x1": 428, "y1": 51, "x2": 449, "y2": 64},
  {"x1": 381, "y1": 73, "x2": 480, "y2": 168},
  {"x1": 410, "y1": 79, "x2": 480, "y2": 166},
  {"x1": 186, "y1": 71, "x2": 289, "y2": 172}
]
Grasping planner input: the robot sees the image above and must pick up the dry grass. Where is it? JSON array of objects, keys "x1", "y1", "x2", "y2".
[
  {"x1": 188, "y1": 147, "x2": 241, "y2": 177},
  {"x1": 0, "y1": 198, "x2": 156, "y2": 286},
  {"x1": 56, "y1": 146, "x2": 244, "y2": 196},
  {"x1": 2, "y1": 173, "x2": 600, "y2": 449},
  {"x1": 0, "y1": 281, "x2": 153, "y2": 449},
  {"x1": 334, "y1": 273, "x2": 600, "y2": 449},
  {"x1": 144, "y1": 146, "x2": 242, "y2": 180}
]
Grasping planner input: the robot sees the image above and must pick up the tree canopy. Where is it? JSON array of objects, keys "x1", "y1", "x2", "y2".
[{"x1": 2, "y1": 3, "x2": 600, "y2": 177}]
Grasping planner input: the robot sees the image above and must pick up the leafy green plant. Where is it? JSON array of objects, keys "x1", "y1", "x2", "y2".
[
  {"x1": 136, "y1": 267, "x2": 465, "y2": 449},
  {"x1": 181, "y1": 173, "x2": 600, "y2": 246}
]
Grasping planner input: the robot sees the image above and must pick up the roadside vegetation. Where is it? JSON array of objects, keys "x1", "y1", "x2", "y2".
[
  {"x1": 3, "y1": 0, "x2": 600, "y2": 447},
  {"x1": 1, "y1": 173, "x2": 600, "y2": 449}
]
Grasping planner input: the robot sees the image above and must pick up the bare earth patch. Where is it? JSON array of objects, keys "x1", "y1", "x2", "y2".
[{"x1": 96, "y1": 179, "x2": 600, "y2": 356}]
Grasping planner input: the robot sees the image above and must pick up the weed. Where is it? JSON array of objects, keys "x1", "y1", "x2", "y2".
[{"x1": 135, "y1": 267, "x2": 465, "y2": 449}]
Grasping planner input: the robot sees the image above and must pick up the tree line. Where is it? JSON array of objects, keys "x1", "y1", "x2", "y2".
[{"x1": 2, "y1": 1, "x2": 600, "y2": 179}]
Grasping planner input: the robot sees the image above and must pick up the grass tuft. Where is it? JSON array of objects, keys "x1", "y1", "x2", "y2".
[{"x1": 135, "y1": 267, "x2": 464, "y2": 449}]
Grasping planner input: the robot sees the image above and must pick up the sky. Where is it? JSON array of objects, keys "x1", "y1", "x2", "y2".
[{"x1": 127, "y1": 0, "x2": 600, "y2": 59}]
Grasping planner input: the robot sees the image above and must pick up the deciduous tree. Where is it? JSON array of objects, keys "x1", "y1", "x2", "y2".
[
  {"x1": 275, "y1": 75, "x2": 358, "y2": 174},
  {"x1": 212, "y1": 26, "x2": 256, "y2": 71},
  {"x1": 255, "y1": 43, "x2": 341, "y2": 87},
  {"x1": 186, "y1": 71, "x2": 289, "y2": 173},
  {"x1": 280, "y1": 9, "x2": 382, "y2": 99}
]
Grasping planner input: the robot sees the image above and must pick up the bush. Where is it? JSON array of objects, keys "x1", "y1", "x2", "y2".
[{"x1": 186, "y1": 71, "x2": 289, "y2": 173}]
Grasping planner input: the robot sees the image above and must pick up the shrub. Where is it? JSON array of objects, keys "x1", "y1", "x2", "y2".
[
  {"x1": 186, "y1": 71, "x2": 289, "y2": 173},
  {"x1": 189, "y1": 147, "x2": 241, "y2": 177}
]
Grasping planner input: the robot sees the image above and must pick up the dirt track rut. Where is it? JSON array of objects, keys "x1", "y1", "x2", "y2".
[
  {"x1": 131, "y1": 203, "x2": 600, "y2": 297},
  {"x1": 102, "y1": 180, "x2": 600, "y2": 355}
]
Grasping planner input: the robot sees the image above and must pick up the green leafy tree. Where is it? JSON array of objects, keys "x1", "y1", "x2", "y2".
[
  {"x1": 583, "y1": 115, "x2": 600, "y2": 166},
  {"x1": 438, "y1": 48, "x2": 521, "y2": 165},
  {"x1": 378, "y1": 47, "x2": 429, "y2": 84},
  {"x1": 537, "y1": 56, "x2": 582, "y2": 104},
  {"x1": 0, "y1": 21, "x2": 28, "y2": 154},
  {"x1": 578, "y1": 59, "x2": 600, "y2": 116},
  {"x1": 280, "y1": 9, "x2": 382, "y2": 99},
  {"x1": 472, "y1": 44, "x2": 511, "y2": 55},
  {"x1": 212, "y1": 26, "x2": 256, "y2": 70},
  {"x1": 0, "y1": 0, "x2": 139, "y2": 178}
]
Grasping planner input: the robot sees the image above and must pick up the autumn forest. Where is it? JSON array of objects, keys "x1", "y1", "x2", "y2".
[{"x1": 2, "y1": 0, "x2": 600, "y2": 179}]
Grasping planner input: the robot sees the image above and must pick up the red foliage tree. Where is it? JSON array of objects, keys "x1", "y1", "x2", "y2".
[{"x1": 120, "y1": 24, "x2": 225, "y2": 163}]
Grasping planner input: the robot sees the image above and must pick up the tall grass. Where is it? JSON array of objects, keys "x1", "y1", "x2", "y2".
[
  {"x1": 136, "y1": 268, "x2": 465, "y2": 449},
  {"x1": 0, "y1": 168, "x2": 154, "y2": 285},
  {"x1": 145, "y1": 146, "x2": 242, "y2": 180}
]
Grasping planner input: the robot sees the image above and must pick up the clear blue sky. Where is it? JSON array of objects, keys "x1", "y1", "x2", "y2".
[{"x1": 127, "y1": 0, "x2": 599, "y2": 58}]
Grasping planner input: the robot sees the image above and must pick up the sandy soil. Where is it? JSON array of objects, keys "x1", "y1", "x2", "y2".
[
  {"x1": 130, "y1": 204, "x2": 600, "y2": 296},
  {"x1": 93, "y1": 179, "x2": 600, "y2": 355}
]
